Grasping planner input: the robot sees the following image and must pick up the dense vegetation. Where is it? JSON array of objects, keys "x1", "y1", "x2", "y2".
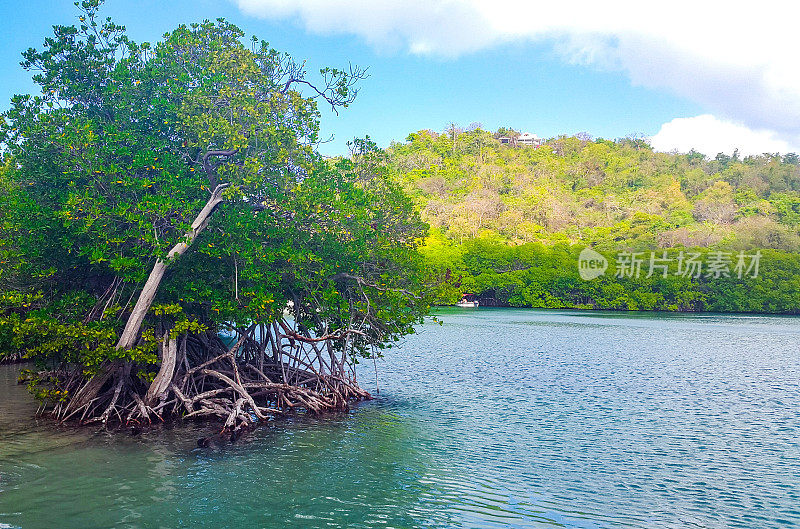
[
  {"x1": 0, "y1": 2, "x2": 430, "y2": 429},
  {"x1": 2, "y1": 1, "x2": 798, "y2": 432},
  {"x1": 389, "y1": 128, "x2": 800, "y2": 312}
]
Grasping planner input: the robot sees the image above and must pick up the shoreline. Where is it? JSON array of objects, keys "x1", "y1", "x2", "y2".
[{"x1": 435, "y1": 303, "x2": 800, "y2": 316}]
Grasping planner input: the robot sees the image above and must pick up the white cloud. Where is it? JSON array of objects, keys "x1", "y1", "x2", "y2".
[
  {"x1": 235, "y1": 0, "x2": 500, "y2": 54},
  {"x1": 234, "y1": 0, "x2": 800, "y2": 151},
  {"x1": 650, "y1": 115, "x2": 799, "y2": 158}
]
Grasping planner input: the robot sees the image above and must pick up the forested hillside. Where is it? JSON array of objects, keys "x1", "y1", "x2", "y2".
[{"x1": 387, "y1": 128, "x2": 800, "y2": 312}]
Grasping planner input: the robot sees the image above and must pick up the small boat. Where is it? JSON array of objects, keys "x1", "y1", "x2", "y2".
[{"x1": 455, "y1": 299, "x2": 479, "y2": 308}]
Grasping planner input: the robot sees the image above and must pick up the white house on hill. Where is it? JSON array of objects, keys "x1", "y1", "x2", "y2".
[{"x1": 517, "y1": 132, "x2": 543, "y2": 146}]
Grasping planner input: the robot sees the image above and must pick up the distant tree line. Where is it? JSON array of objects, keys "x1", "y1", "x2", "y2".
[{"x1": 391, "y1": 127, "x2": 800, "y2": 312}]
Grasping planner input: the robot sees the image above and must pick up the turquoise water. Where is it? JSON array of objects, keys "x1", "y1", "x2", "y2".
[{"x1": 1, "y1": 309, "x2": 800, "y2": 528}]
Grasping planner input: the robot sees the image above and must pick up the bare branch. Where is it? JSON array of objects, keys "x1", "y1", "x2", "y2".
[
  {"x1": 201, "y1": 149, "x2": 238, "y2": 188},
  {"x1": 278, "y1": 319, "x2": 366, "y2": 343},
  {"x1": 331, "y1": 272, "x2": 421, "y2": 300}
]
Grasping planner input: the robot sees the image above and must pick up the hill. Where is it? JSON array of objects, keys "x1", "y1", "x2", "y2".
[{"x1": 386, "y1": 128, "x2": 800, "y2": 312}]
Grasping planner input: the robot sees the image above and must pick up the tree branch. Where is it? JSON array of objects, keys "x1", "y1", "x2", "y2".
[
  {"x1": 201, "y1": 149, "x2": 238, "y2": 188},
  {"x1": 330, "y1": 272, "x2": 421, "y2": 300},
  {"x1": 278, "y1": 319, "x2": 366, "y2": 343}
]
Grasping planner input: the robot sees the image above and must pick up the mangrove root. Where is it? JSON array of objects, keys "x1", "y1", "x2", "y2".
[{"x1": 43, "y1": 319, "x2": 372, "y2": 433}]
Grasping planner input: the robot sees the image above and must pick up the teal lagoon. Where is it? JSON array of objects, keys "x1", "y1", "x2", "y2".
[{"x1": 1, "y1": 309, "x2": 799, "y2": 528}]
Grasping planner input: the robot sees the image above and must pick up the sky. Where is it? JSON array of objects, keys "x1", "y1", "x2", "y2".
[{"x1": 1, "y1": 0, "x2": 797, "y2": 158}]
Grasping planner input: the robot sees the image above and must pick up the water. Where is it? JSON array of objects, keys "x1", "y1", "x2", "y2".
[{"x1": 1, "y1": 309, "x2": 800, "y2": 528}]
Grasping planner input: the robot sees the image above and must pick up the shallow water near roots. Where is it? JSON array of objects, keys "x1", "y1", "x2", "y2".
[{"x1": 1, "y1": 308, "x2": 800, "y2": 528}]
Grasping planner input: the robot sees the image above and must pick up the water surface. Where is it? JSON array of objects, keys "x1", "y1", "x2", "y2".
[{"x1": 1, "y1": 309, "x2": 799, "y2": 528}]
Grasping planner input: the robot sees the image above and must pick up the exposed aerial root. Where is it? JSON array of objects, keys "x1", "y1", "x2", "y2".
[{"x1": 38, "y1": 319, "x2": 372, "y2": 434}]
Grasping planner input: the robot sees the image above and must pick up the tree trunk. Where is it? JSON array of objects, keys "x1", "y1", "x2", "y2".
[
  {"x1": 145, "y1": 335, "x2": 177, "y2": 406},
  {"x1": 116, "y1": 183, "x2": 229, "y2": 349},
  {"x1": 64, "y1": 184, "x2": 229, "y2": 418}
]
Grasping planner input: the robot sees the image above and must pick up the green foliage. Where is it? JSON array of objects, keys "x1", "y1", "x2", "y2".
[
  {"x1": 0, "y1": 2, "x2": 429, "y2": 380},
  {"x1": 390, "y1": 128, "x2": 800, "y2": 251},
  {"x1": 420, "y1": 235, "x2": 800, "y2": 313},
  {"x1": 393, "y1": 128, "x2": 800, "y2": 313},
  {"x1": 769, "y1": 192, "x2": 800, "y2": 225}
]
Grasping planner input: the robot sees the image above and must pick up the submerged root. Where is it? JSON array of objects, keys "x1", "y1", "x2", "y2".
[{"x1": 42, "y1": 321, "x2": 372, "y2": 433}]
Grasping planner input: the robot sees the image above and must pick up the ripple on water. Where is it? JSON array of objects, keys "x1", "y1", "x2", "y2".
[{"x1": 1, "y1": 309, "x2": 800, "y2": 528}]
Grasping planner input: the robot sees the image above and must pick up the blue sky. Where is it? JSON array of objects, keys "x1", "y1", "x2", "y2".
[{"x1": 1, "y1": 0, "x2": 796, "y2": 157}]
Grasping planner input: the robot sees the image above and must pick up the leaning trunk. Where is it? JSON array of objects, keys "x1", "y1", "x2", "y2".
[
  {"x1": 116, "y1": 183, "x2": 229, "y2": 349},
  {"x1": 64, "y1": 184, "x2": 229, "y2": 418}
]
